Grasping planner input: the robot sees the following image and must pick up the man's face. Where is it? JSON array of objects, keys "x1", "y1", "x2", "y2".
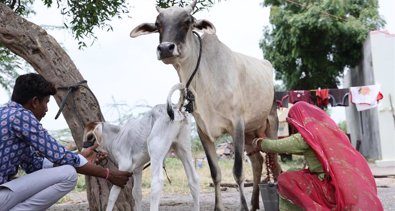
[{"x1": 31, "y1": 96, "x2": 50, "y2": 121}]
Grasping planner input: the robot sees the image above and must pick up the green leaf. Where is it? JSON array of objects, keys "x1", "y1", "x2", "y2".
[{"x1": 261, "y1": 0, "x2": 384, "y2": 89}]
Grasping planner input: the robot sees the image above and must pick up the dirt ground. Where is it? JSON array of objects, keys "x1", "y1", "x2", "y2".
[
  {"x1": 49, "y1": 177, "x2": 395, "y2": 211},
  {"x1": 49, "y1": 186, "x2": 254, "y2": 211}
]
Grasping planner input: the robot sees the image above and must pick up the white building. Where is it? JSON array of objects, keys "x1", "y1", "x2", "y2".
[{"x1": 344, "y1": 30, "x2": 395, "y2": 166}]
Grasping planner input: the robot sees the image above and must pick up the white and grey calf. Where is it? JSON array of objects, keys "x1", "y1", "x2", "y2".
[{"x1": 82, "y1": 83, "x2": 199, "y2": 211}]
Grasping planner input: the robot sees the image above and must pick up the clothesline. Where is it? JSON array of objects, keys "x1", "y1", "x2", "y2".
[{"x1": 275, "y1": 85, "x2": 383, "y2": 111}]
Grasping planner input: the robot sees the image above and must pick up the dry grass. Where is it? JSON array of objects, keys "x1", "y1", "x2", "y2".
[
  {"x1": 141, "y1": 155, "x2": 255, "y2": 197},
  {"x1": 139, "y1": 154, "x2": 305, "y2": 197},
  {"x1": 57, "y1": 154, "x2": 305, "y2": 204}
]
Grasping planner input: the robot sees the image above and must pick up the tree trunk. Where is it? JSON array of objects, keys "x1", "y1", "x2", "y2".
[{"x1": 0, "y1": 4, "x2": 134, "y2": 211}]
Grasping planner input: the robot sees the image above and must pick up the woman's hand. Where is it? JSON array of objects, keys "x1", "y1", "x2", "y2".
[{"x1": 252, "y1": 137, "x2": 264, "y2": 152}]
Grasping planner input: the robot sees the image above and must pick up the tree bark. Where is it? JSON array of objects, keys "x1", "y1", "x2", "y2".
[{"x1": 0, "y1": 3, "x2": 134, "y2": 211}]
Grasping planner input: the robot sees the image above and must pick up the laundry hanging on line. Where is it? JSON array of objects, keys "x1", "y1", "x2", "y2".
[
  {"x1": 350, "y1": 85, "x2": 383, "y2": 111},
  {"x1": 275, "y1": 85, "x2": 383, "y2": 111},
  {"x1": 273, "y1": 85, "x2": 383, "y2": 138}
]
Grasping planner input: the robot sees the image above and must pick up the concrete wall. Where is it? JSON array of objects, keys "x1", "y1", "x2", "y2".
[
  {"x1": 344, "y1": 31, "x2": 395, "y2": 164},
  {"x1": 370, "y1": 31, "x2": 395, "y2": 165},
  {"x1": 344, "y1": 34, "x2": 381, "y2": 160}
]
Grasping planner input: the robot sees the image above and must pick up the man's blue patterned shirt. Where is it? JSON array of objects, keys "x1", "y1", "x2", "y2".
[{"x1": 0, "y1": 101, "x2": 81, "y2": 185}]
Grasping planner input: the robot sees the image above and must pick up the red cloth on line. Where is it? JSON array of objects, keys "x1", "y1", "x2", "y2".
[
  {"x1": 288, "y1": 90, "x2": 313, "y2": 104},
  {"x1": 316, "y1": 88, "x2": 330, "y2": 108},
  {"x1": 281, "y1": 101, "x2": 383, "y2": 211}
]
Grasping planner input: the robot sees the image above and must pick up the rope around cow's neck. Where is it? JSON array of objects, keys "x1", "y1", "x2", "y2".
[
  {"x1": 183, "y1": 31, "x2": 202, "y2": 113},
  {"x1": 185, "y1": 31, "x2": 202, "y2": 88}
]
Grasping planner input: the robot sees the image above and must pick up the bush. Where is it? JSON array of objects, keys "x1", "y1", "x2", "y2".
[
  {"x1": 337, "y1": 120, "x2": 347, "y2": 133},
  {"x1": 191, "y1": 137, "x2": 204, "y2": 153}
]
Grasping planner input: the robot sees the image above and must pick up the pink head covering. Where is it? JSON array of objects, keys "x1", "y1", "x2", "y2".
[{"x1": 286, "y1": 101, "x2": 382, "y2": 211}]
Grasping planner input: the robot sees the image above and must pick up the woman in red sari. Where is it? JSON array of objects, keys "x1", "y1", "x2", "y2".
[{"x1": 254, "y1": 101, "x2": 383, "y2": 211}]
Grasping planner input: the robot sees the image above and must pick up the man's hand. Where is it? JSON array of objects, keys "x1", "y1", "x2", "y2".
[
  {"x1": 81, "y1": 143, "x2": 108, "y2": 164},
  {"x1": 107, "y1": 169, "x2": 133, "y2": 188},
  {"x1": 94, "y1": 151, "x2": 108, "y2": 165}
]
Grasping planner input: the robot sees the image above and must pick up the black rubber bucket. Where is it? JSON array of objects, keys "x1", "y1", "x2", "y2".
[{"x1": 259, "y1": 182, "x2": 279, "y2": 211}]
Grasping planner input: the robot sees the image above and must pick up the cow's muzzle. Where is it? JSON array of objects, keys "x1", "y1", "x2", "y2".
[{"x1": 157, "y1": 42, "x2": 179, "y2": 61}]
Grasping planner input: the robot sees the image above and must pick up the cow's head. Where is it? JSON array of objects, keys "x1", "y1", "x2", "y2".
[{"x1": 130, "y1": 0, "x2": 216, "y2": 64}]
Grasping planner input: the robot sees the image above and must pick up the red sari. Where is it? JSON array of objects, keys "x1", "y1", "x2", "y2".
[{"x1": 279, "y1": 101, "x2": 383, "y2": 211}]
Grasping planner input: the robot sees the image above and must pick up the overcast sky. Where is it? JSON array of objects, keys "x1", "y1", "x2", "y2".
[{"x1": 1, "y1": 0, "x2": 394, "y2": 130}]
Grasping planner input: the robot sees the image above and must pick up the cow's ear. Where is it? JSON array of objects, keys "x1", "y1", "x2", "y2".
[
  {"x1": 194, "y1": 19, "x2": 216, "y2": 34},
  {"x1": 130, "y1": 23, "x2": 158, "y2": 38}
]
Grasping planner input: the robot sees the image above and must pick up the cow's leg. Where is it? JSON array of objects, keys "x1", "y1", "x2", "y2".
[
  {"x1": 265, "y1": 102, "x2": 282, "y2": 178},
  {"x1": 245, "y1": 133, "x2": 264, "y2": 211},
  {"x1": 232, "y1": 121, "x2": 249, "y2": 211},
  {"x1": 132, "y1": 168, "x2": 143, "y2": 211},
  {"x1": 197, "y1": 126, "x2": 224, "y2": 211},
  {"x1": 173, "y1": 138, "x2": 200, "y2": 211},
  {"x1": 148, "y1": 135, "x2": 173, "y2": 211}
]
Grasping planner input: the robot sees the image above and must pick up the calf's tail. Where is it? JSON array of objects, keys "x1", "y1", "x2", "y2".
[{"x1": 166, "y1": 83, "x2": 185, "y2": 120}]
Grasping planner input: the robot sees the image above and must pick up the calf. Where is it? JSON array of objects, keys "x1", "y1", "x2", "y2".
[{"x1": 82, "y1": 83, "x2": 199, "y2": 211}]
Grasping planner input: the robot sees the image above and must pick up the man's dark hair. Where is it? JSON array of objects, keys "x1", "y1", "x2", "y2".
[{"x1": 11, "y1": 73, "x2": 57, "y2": 104}]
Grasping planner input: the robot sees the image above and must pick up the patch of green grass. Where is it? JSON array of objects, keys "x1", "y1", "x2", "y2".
[
  {"x1": 75, "y1": 174, "x2": 86, "y2": 192},
  {"x1": 57, "y1": 195, "x2": 72, "y2": 204}
]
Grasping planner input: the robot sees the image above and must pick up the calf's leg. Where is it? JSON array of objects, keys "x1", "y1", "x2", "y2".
[
  {"x1": 173, "y1": 128, "x2": 200, "y2": 211},
  {"x1": 106, "y1": 161, "x2": 133, "y2": 211},
  {"x1": 132, "y1": 169, "x2": 143, "y2": 211},
  {"x1": 148, "y1": 135, "x2": 173, "y2": 211},
  {"x1": 106, "y1": 186, "x2": 122, "y2": 211}
]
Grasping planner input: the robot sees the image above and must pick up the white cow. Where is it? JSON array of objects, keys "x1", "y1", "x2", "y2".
[
  {"x1": 82, "y1": 83, "x2": 199, "y2": 211},
  {"x1": 130, "y1": 1, "x2": 280, "y2": 210}
]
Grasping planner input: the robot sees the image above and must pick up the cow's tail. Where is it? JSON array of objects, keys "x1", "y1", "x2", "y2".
[{"x1": 166, "y1": 83, "x2": 185, "y2": 121}]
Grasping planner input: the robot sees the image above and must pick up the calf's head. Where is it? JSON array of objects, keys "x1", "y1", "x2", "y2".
[
  {"x1": 130, "y1": 0, "x2": 216, "y2": 64},
  {"x1": 82, "y1": 122, "x2": 103, "y2": 149}
]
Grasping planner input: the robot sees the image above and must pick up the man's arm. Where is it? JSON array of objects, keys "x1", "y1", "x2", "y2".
[
  {"x1": 13, "y1": 111, "x2": 132, "y2": 187},
  {"x1": 75, "y1": 162, "x2": 132, "y2": 188},
  {"x1": 77, "y1": 146, "x2": 132, "y2": 188}
]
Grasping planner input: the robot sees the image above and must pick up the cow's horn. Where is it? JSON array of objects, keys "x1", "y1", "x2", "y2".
[{"x1": 186, "y1": 0, "x2": 197, "y2": 13}]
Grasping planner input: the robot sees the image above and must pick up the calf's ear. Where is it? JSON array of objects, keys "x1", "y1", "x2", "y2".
[
  {"x1": 193, "y1": 19, "x2": 216, "y2": 34},
  {"x1": 130, "y1": 23, "x2": 158, "y2": 38}
]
